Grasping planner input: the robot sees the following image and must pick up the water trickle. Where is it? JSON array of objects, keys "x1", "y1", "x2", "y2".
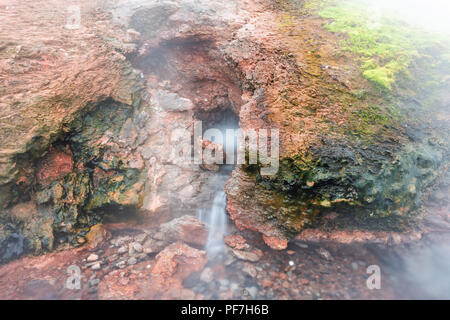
[
  {"x1": 197, "y1": 110, "x2": 239, "y2": 258},
  {"x1": 198, "y1": 190, "x2": 228, "y2": 257}
]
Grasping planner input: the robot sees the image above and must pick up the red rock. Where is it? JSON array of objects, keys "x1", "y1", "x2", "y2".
[
  {"x1": 262, "y1": 234, "x2": 288, "y2": 251},
  {"x1": 36, "y1": 147, "x2": 73, "y2": 186},
  {"x1": 158, "y1": 215, "x2": 208, "y2": 247},
  {"x1": 224, "y1": 234, "x2": 247, "y2": 250},
  {"x1": 151, "y1": 241, "x2": 207, "y2": 281}
]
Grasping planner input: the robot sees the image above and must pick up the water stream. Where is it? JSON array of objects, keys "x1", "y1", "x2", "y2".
[{"x1": 197, "y1": 111, "x2": 239, "y2": 257}]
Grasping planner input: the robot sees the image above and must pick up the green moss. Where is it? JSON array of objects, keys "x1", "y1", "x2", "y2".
[{"x1": 314, "y1": 0, "x2": 450, "y2": 90}]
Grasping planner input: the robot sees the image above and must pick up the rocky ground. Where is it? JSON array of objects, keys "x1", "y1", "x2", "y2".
[{"x1": 0, "y1": 173, "x2": 448, "y2": 300}]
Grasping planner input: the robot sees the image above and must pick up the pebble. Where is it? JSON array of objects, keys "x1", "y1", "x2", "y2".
[
  {"x1": 127, "y1": 257, "x2": 137, "y2": 266},
  {"x1": 87, "y1": 254, "x2": 99, "y2": 262},
  {"x1": 351, "y1": 262, "x2": 359, "y2": 271},
  {"x1": 91, "y1": 262, "x2": 101, "y2": 270},
  {"x1": 242, "y1": 263, "x2": 257, "y2": 278},
  {"x1": 200, "y1": 267, "x2": 214, "y2": 283},
  {"x1": 88, "y1": 279, "x2": 100, "y2": 287},
  {"x1": 116, "y1": 261, "x2": 127, "y2": 269},
  {"x1": 107, "y1": 254, "x2": 119, "y2": 263},
  {"x1": 244, "y1": 286, "x2": 258, "y2": 299},
  {"x1": 117, "y1": 246, "x2": 128, "y2": 255},
  {"x1": 134, "y1": 233, "x2": 147, "y2": 244},
  {"x1": 131, "y1": 242, "x2": 143, "y2": 253},
  {"x1": 316, "y1": 248, "x2": 333, "y2": 261}
]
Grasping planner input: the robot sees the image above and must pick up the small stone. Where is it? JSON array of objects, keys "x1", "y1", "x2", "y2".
[
  {"x1": 231, "y1": 249, "x2": 262, "y2": 262},
  {"x1": 130, "y1": 242, "x2": 143, "y2": 253},
  {"x1": 91, "y1": 262, "x2": 101, "y2": 270},
  {"x1": 87, "y1": 254, "x2": 99, "y2": 262},
  {"x1": 242, "y1": 263, "x2": 257, "y2": 278},
  {"x1": 127, "y1": 257, "x2": 137, "y2": 266},
  {"x1": 351, "y1": 262, "x2": 359, "y2": 271},
  {"x1": 288, "y1": 260, "x2": 295, "y2": 267},
  {"x1": 200, "y1": 267, "x2": 214, "y2": 283},
  {"x1": 117, "y1": 246, "x2": 128, "y2": 255},
  {"x1": 218, "y1": 279, "x2": 230, "y2": 288},
  {"x1": 316, "y1": 248, "x2": 333, "y2": 261},
  {"x1": 107, "y1": 254, "x2": 119, "y2": 263},
  {"x1": 116, "y1": 261, "x2": 127, "y2": 269},
  {"x1": 295, "y1": 242, "x2": 308, "y2": 249},
  {"x1": 115, "y1": 236, "x2": 132, "y2": 246},
  {"x1": 134, "y1": 233, "x2": 147, "y2": 244},
  {"x1": 88, "y1": 279, "x2": 100, "y2": 287},
  {"x1": 244, "y1": 287, "x2": 258, "y2": 299}
]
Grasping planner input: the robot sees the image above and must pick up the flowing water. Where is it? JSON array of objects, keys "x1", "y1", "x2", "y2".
[
  {"x1": 197, "y1": 111, "x2": 239, "y2": 257},
  {"x1": 197, "y1": 167, "x2": 233, "y2": 258}
]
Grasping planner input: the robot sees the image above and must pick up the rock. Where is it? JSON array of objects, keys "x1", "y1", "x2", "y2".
[
  {"x1": 316, "y1": 248, "x2": 333, "y2": 261},
  {"x1": 200, "y1": 267, "x2": 214, "y2": 283},
  {"x1": 242, "y1": 263, "x2": 257, "y2": 278},
  {"x1": 231, "y1": 248, "x2": 263, "y2": 262},
  {"x1": 107, "y1": 254, "x2": 119, "y2": 263},
  {"x1": 244, "y1": 287, "x2": 258, "y2": 299},
  {"x1": 115, "y1": 261, "x2": 127, "y2": 269},
  {"x1": 86, "y1": 224, "x2": 110, "y2": 249},
  {"x1": 152, "y1": 90, "x2": 194, "y2": 112},
  {"x1": 36, "y1": 148, "x2": 73, "y2": 187},
  {"x1": 134, "y1": 233, "x2": 147, "y2": 244},
  {"x1": 91, "y1": 262, "x2": 101, "y2": 270},
  {"x1": 117, "y1": 246, "x2": 128, "y2": 255},
  {"x1": 158, "y1": 216, "x2": 208, "y2": 247},
  {"x1": 115, "y1": 236, "x2": 132, "y2": 247},
  {"x1": 262, "y1": 235, "x2": 288, "y2": 251},
  {"x1": 87, "y1": 254, "x2": 99, "y2": 262},
  {"x1": 151, "y1": 242, "x2": 207, "y2": 281},
  {"x1": 224, "y1": 234, "x2": 247, "y2": 250},
  {"x1": 88, "y1": 279, "x2": 100, "y2": 287},
  {"x1": 143, "y1": 238, "x2": 167, "y2": 254},
  {"x1": 127, "y1": 257, "x2": 137, "y2": 266},
  {"x1": 129, "y1": 242, "x2": 143, "y2": 254}
]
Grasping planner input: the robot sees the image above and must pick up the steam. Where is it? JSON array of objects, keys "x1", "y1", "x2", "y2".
[{"x1": 360, "y1": 0, "x2": 450, "y2": 35}]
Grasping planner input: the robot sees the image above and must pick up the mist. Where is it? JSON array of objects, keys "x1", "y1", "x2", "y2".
[{"x1": 359, "y1": 0, "x2": 450, "y2": 35}]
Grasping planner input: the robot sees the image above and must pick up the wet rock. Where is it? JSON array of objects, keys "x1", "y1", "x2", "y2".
[
  {"x1": 231, "y1": 248, "x2": 263, "y2": 262},
  {"x1": 316, "y1": 248, "x2": 333, "y2": 261},
  {"x1": 0, "y1": 226, "x2": 24, "y2": 263},
  {"x1": 36, "y1": 147, "x2": 73, "y2": 187},
  {"x1": 158, "y1": 216, "x2": 208, "y2": 247},
  {"x1": 129, "y1": 242, "x2": 143, "y2": 255},
  {"x1": 242, "y1": 263, "x2": 258, "y2": 278},
  {"x1": 91, "y1": 262, "x2": 101, "y2": 270},
  {"x1": 143, "y1": 238, "x2": 167, "y2": 254},
  {"x1": 262, "y1": 235, "x2": 288, "y2": 251},
  {"x1": 134, "y1": 233, "x2": 147, "y2": 244},
  {"x1": 115, "y1": 261, "x2": 127, "y2": 269},
  {"x1": 151, "y1": 242, "x2": 207, "y2": 281},
  {"x1": 224, "y1": 234, "x2": 247, "y2": 250},
  {"x1": 117, "y1": 246, "x2": 128, "y2": 255},
  {"x1": 86, "y1": 224, "x2": 110, "y2": 249},
  {"x1": 152, "y1": 90, "x2": 194, "y2": 112},
  {"x1": 200, "y1": 267, "x2": 214, "y2": 283},
  {"x1": 127, "y1": 257, "x2": 137, "y2": 266},
  {"x1": 87, "y1": 254, "x2": 99, "y2": 262}
]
